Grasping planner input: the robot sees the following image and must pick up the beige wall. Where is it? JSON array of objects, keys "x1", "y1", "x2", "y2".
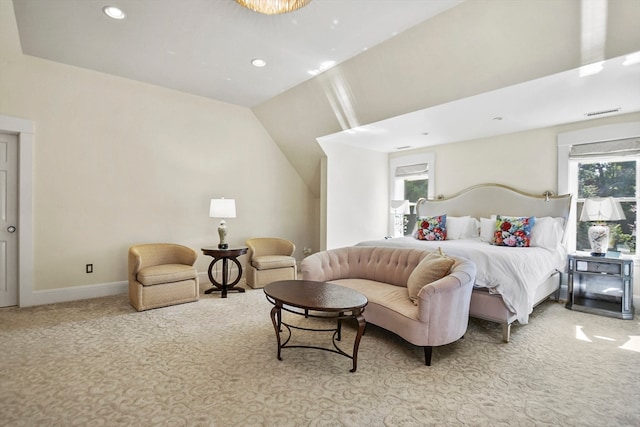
[
  {"x1": 319, "y1": 141, "x2": 388, "y2": 249},
  {"x1": 416, "y1": 112, "x2": 640, "y2": 197},
  {"x1": 0, "y1": 1, "x2": 314, "y2": 294}
]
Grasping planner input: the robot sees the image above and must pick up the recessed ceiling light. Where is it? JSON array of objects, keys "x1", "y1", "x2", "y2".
[
  {"x1": 251, "y1": 58, "x2": 266, "y2": 67},
  {"x1": 103, "y1": 6, "x2": 126, "y2": 20}
]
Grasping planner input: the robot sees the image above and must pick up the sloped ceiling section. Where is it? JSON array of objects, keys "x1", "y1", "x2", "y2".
[
  {"x1": 12, "y1": 0, "x2": 463, "y2": 108},
  {"x1": 252, "y1": 0, "x2": 640, "y2": 196}
]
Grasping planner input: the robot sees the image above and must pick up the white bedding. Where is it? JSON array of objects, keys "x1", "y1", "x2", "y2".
[{"x1": 356, "y1": 237, "x2": 567, "y2": 324}]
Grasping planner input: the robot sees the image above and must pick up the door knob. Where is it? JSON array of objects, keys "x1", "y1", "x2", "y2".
[{"x1": 7, "y1": 226, "x2": 16, "y2": 233}]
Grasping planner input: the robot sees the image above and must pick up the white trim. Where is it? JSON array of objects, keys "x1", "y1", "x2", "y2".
[
  {"x1": 23, "y1": 271, "x2": 229, "y2": 307},
  {"x1": 0, "y1": 114, "x2": 34, "y2": 307},
  {"x1": 28, "y1": 281, "x2": 128, "y2": 307}
]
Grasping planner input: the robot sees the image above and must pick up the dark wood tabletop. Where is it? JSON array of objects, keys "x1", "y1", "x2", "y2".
[
  {"x1": 264, "y1": 280, "x2": 367, "y2": 312},
  {"x1": 201, "y1": 247, "x2": 247, "y2": 257}
]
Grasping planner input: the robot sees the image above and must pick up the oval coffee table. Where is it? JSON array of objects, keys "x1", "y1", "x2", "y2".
[{"x1": 264, "y1": 280, "x2": 368, "y2": 372}]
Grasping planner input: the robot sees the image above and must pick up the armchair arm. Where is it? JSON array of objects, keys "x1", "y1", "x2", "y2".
[
  {"x1": 247, "y1": 238, "x2": 295, "y2": 258},
  {"x1": 128, "y1": 244, "x2": 197, "y2": 276}
]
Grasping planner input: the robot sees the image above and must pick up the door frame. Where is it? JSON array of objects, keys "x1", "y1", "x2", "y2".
[{"x1": 0, "y1": 114, "x2": 34, "y2": 307}]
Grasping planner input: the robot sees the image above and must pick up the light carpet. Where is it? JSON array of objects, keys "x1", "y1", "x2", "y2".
[{"x1": 1, "y1": 286, "x2": 639, "y2": 427}]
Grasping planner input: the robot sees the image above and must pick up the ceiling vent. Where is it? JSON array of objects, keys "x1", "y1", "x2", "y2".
[{"x1": 585, "y1": 107, "x2": 621, "y2": 117}]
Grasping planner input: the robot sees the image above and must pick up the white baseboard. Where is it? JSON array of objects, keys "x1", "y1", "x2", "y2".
[
  {"x1": 20, "y1": 271, "x2": 245, "y2": 307},
  {"x1": 24, "y1": 280, "x2": 128, "y2": 307}
]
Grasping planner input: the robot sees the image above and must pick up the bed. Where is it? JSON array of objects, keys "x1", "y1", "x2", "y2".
[{"x1": 357, "y1": 183, "x2": 572, "y2": 342}]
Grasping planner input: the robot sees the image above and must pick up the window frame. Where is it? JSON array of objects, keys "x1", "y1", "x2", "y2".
[
  {"x1": 558, "y1": 122, "x2": 640, "y2": 257},
  {"x1": 389, "y1": 152, "x2": 435, "y2": 236},
  {"x1": 571, "y1": 156, "x2": 638, "y2": 254}
]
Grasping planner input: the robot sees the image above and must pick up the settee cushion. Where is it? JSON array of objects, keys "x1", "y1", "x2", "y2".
[
  {"x1": 137, "y1": 264, "x2": 197, "y2": 286},
  {"x1": 406, "y1": 248, "x2": 454, "y2": 304},
  {"x1": 251, "y1": 255, "x2": 296, "y2": 270}
]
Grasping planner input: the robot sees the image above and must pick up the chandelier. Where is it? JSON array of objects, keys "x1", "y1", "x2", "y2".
[{"x1": 235, "y1": 0, "x2": 312, "y2": 15}]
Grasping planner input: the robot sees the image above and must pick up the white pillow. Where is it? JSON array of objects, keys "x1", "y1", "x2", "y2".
[
  {"x1": 466, "y1": 217, "x2": 480, "y2": 238},
  {"x1": 446, "y1": 216, "x2": 480, "y2": 240},
  {"x1": 480, "y1": 217, "x2": 495, "y2": 243},
  {"x1": 446, "y1": 216, "x2": 469, "y2": 240},
  {"x1": 530, "y1": 217, "x2": 565, "y2": 249}
]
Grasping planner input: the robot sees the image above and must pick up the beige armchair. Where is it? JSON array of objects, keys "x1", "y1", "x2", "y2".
[
  {"x1": 246, "y1": 237, "x2": 297, "y2": 288},
  {"x1": 128, "y1": 243, "x2": 199, "y2": 311}
]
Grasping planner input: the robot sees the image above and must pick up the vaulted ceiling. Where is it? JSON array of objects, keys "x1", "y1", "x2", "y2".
[{"x1": 11, "y1": 0, "x2": 640, "y2": 195}]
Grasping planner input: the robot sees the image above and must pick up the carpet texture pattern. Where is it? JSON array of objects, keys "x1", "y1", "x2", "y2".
[{"x1": 1, "y1": 286, "x2": 639, "y2": 426}]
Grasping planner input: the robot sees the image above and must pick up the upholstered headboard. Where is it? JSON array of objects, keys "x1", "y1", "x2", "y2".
[{"x1": 416, "y1": 183, "x2": 572, "y2": 231}]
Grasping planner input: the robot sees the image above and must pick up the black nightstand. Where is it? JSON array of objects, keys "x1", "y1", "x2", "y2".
[{"x1": 566, "y1": 253, "x2": 634, "y2": 319}]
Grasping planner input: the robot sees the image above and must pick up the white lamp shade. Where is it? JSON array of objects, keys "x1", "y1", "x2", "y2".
[
  {"x1": 209, "y1": 198, "x2": 236, "y2": 218},
  {"x1": 579, "y1": 197, "x2": 626, "y2": 222}
]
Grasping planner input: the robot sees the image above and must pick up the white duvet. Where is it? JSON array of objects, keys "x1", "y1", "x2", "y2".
[{"x1": 356, "y1": 237, "x2": 567, "y2": 324}]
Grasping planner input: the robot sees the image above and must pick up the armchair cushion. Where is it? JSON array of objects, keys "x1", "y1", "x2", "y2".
[
  {"x1": 137, "y1": 264, "x2": 197, "y2": 286},
  {"x1": 252, "y1": 255, "x2": 296, "y2": 270}
]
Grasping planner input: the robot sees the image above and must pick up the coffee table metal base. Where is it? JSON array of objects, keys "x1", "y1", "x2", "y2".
[
  {"x1": 264, "y1": 280, "x2": 368, "y2": 372},
  {"x1": 269, "y1": 304, "x2": 366, "y2": 372}
]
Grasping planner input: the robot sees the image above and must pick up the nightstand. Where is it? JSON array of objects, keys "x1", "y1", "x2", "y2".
[{"x1": 566, "y1": 253, "x2": 634, "y2": 319}]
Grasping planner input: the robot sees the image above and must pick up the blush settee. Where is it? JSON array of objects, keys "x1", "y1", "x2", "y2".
[{"x1": 300, "y1": 246, "x2": 476, "y2": 365}]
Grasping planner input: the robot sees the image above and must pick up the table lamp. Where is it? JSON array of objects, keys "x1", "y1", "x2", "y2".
[
  {"x1": 209, "y1": 198, "x2": 236, "y2": 249},
  {"x1": 390, "y1": 200, "x2": 410, "y2": 238},
  {"x1": 579, "y1": 197, "x2": 626, "y2": 256}
]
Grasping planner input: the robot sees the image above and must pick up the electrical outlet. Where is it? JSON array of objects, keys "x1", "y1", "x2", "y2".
[{"x1": 86, "y1": 264, "x2": 93, "y2": 274}]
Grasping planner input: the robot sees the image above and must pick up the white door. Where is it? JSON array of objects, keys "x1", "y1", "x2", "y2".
[{"x1": 0, "y1": 132, "x2": 18, "y2": 307}]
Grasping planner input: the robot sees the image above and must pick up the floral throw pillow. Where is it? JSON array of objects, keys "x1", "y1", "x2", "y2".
[
  {"x1": 493, "y1": 215, "x2": 535, "y2": 247},
  {"x1": 416, "y1": 214, "x2": 447, "y2": 241}
]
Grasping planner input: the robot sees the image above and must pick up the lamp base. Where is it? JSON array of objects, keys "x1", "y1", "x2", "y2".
[
  {"x1": 587, "y1": 224, "x2": 610, "y2": 258},
  {"x1": 217, "y1": 219, "x2": 229, "y2": 250}
]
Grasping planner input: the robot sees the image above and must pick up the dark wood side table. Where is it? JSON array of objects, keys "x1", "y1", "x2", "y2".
[
  {"x1": 264, "y1": 280, "x2": 368, "y2": 372},
  {"x1": 201, "y1": 247, "x2": 248, "y2": 298}
]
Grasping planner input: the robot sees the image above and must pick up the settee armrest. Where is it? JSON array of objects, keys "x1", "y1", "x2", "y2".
[
  {"x1": 300, "y1": 251, "x2": 331, "y2": 281},
  {"x1": 416, "y1": 264, "x2": 476, "y2": 341}
]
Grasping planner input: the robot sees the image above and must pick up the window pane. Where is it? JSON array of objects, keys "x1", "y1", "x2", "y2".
[
  {"x1": 404, "y1": 178, "x2": 428, "y2": 203},
  {"x1": 578, "y1": 161, "x2": 636, "y2": 198},
  {"x1": 402, "y1": 178, "x2": 428, "y2": 236},
  {"x1": 576, "y1": 200, "x2": 637, "y2": 255}
]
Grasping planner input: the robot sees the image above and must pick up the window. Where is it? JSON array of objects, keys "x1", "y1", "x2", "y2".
[
  {"x1": 568, "y1": 137, "x2": 640, "y2": 255},
  {"x1": 574, "y1": 159, "x2": 638, "y2": 254},
  {"x1": 389, "y1": 153, "x2": 435, "y2": 236}
]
